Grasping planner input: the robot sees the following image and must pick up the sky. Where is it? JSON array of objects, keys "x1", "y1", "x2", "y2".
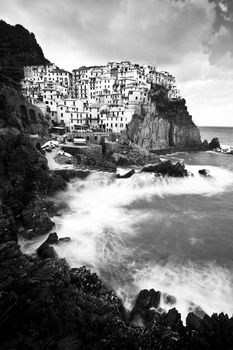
[{"x1": 1, "y1": 0, "x2": 233, "y2": 126}]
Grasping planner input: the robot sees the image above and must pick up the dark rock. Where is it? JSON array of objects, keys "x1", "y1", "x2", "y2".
[
  {"x1": 130, "y1": 289, "x2": 161, "y2": 324},
  {"x1": 37, "y1": 241, "x2": 57, "y2": 259},
  {"x1": 142, "y1": 160, "x2": 189, "y2": 177},
  {"x1": 186, "y1": 312, "x2": 202, "y2": 331},
  {"x1": 163, "y1": 293, "x2": 176, "y2": 306},
  {"x1": 198, "y1": 169, "x2": 211, "y2": 177},
  {"x1": 46, "y1": 232, "x2": 59, "y2": 244},
  {"x1": 141, "y1": 164, "x2": 159, "y2": 173},
  {"x1": 97, "y1": 160, "x2": 117, "y2": 173},
  {"x1": 116, "y1": 169, "x2": 135, "y2": 179},
  {"x1": 202, "y1": 139, "x2": 209, "y2": 149},
  {"x1": 53, "y1": 169, "x2": 90, "y2": 181},
  {"x1": 58, "y1": 237, "x2": 71, "y2": 243},
  {"x1": 115, "y1": 155, "x2": 131, "y2": 166},
  {"x1": 209, "y1": 137, "x2": 221, "y2": 150},
  {"x1": 163, "y1": 308, "x2": 183, "y2": 330}
]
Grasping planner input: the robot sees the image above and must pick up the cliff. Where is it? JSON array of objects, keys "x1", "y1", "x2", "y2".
[
  {"x1": 0, "y1": 20, "x2": 233, "y2": 350},
  {"x1": 122, "y1": 84, "x2": 202, "y2": 151},
  {"x1": 0, "y1": 20, "x2": 50, "y2": 86}
]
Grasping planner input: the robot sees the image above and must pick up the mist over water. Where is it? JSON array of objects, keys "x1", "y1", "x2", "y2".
[{"x1": 51, "y1": 151, "x2": 233, "y2": 321}]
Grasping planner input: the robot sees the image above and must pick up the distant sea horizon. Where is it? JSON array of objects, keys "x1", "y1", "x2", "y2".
[{"x1": 199, "y1": 126, "x2": 233, "y2": 147}]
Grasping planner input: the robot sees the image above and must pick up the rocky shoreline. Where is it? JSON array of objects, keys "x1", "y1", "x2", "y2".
[
  {"x1": 1, "y1": 86, "x2": 231, "y2": 348},
  {"x1": 1, "y1": 20, "x2": 233, "y2": 349},
  {"x1": 1, "y1": 128, "x2": 233, "y2": 349}
]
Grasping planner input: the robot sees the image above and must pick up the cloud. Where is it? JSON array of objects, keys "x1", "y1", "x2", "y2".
[{"x1": 0, "y1": 0, "x2": 215, "y2": 68}]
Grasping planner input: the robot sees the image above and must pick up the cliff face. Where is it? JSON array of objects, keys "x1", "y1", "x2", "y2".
[
  {"x1": 0, "y1": 21, "x2": 62, "y2": 244},
  {"x1": 0, "y1": 20, "x2": 50, "y2": 86},
  {"x1": 123, "y1": 85, "x2": 201, "y2": 151}
]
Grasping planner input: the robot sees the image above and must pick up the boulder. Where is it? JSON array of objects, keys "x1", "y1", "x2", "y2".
[
  {"x1": 163, "y1": 293, "x2": 176, "y2": 306},
  {"x1": 202, "y1": 139, "x2": 209, "y2": 149},
  {"x1": 37, "y1": 241, "x2": 57, "y2": 259},
  {"x1": 186, "y1": 312, "x2": 202, "y2": 331},
  {"x1": 116, "y1": 169, "x2": 135, "y2": 179},
  {"x1": 162, "y1": 308, "x2": 183, "y2": 330},
  {"x1": 141, "y1": 160, "x2": 189, "y2": 177},
  {"x1": 58, "y1": 237, "x2": 71, "y2": 243},
  {"x1": 130, "y1": 289, "x2": 161, "y2": 324},
  {"x1": 198, "y1": 169, "x2": 211, "y2": 177},
  {"x1": 209, "y1": 137, "x2": 221, "y2": 150},
  {"x1": 46, "y1": 232, "x2": 59, "y2": 244}
]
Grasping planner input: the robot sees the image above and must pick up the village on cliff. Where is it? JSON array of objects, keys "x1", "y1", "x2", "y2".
[{"x1": 21, "y1": 61, "x2": 181, "y2": 136}]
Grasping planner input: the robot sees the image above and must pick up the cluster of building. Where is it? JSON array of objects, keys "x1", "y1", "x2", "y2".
[{"x1": 21, "y1": 61, "x2": 181, "y2": 134}]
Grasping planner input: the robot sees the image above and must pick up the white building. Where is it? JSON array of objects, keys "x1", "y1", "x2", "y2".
[{"x1": 22, "y1": 60, "x2": 181, "y2": 134}]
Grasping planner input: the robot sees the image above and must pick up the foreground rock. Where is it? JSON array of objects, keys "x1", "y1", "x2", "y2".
[
  {"x1": 0, "y1": 241, "x2": 143, "y2": 350},
  {"x1": 116, "y1": 169, "x2": 135, "y2": 179},
  {"x1": 141, "y1": 160, "x2": 189, "y2": 177},
  {"x1": 37, "y1": 232, "x2": 71, "y2": 259},
  {"x1": 198, "y1": 169, "x2": 211, "y2": 177},
  {"x1": 130, "y1": 289, "x2": 161, "y2": 324}
]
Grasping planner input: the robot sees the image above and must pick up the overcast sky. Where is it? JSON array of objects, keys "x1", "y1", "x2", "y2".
[{"x1": 2, "y1": 0, "x2": 233, "y2": 126}]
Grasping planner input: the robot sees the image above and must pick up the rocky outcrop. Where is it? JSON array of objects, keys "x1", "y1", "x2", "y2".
[
  {"x1": 116, "y1": 169, "x2": 135, "y2": 179},
  {"x1": 209, "y1": 137, "x2": 221, "y2": 150},
  {"x1": 0, "y1": 20, "x2": 49, "y2": 86},
  {"x1": 0, "y1": 85, "x2": 66, "y2": 244},
  {"x1": 141, "y1": 160, "x2": 189, "y2": 177},
  {"x1": 121, "y1": 85, "x2": 202, "y2": 151}
]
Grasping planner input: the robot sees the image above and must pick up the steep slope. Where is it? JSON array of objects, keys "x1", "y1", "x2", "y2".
[
  {"x1": 0, "y1": 20, "x2": 50, "y2": 86},
  {"x1": 123, "y1": 84, "x2": 202, "y2": 151}
]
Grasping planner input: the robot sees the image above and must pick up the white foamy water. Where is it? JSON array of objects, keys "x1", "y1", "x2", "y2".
[{"x1": 20, "y1": 162, "x2": 233, "y2": 321}]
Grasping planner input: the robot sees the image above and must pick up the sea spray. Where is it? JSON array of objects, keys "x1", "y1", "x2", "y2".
[{"x1": 21, "y1": 163, "x2": 233, "y2": 321}]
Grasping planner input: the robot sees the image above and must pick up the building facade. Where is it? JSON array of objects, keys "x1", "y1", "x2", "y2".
[{"x1": 21, "y1": 61, "x2": 181, "y2": 133}]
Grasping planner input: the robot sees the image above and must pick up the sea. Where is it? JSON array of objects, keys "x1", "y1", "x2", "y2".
[{"x1": 21, "y1": 126, "x2": 233, "y2": 322}]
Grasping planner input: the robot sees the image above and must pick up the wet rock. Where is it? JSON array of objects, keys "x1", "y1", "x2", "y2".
[
  {"x1": 53, "y1": 169, "x2": 90, "y2": 181},
  {"x1": 141, "y1": 160, "x2": 189, "y2": 177},
  {"x1": 46, "y1": 232, "x2": 59, "y2": 244},
  {"x1": 186, "y1": 312, "x2": 202, "y2": 331},
  {"x1": 209, "y1": 137, "x2": 221, "y2": 150},
  {"x1": 163, "y1": 293, "x2": 176, "y2": 306},
  {"x1": 198, "y1": 169, "x2": 210, "y2": 177},
  {"x1": 162, "y1": 308, "x2": 183, "y2": 330},
  {"x1": 116, "y1": 169, "x2": 135, "y2": 179},
  {"x1": 21, "y1": 199, "x2": 56, "y2": 239},
  {"x1": 37, "y1": 241, "x2": 57, "y2": 259},
  {"x1": 114, "y1": 154, "x2": 131, "y2": 166},
  {"x1": 130, "y1": 289, "x2": 161, "y2": 324},
  {"x1": 58, "y1": 237, "x2": 71, "y2": 243},
  {"x1": 202, "y1": 139, "x2": 209, "y2": 149},
  {"x1": 141, "y1": 164, "x2": 159, "y2": 173}
]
